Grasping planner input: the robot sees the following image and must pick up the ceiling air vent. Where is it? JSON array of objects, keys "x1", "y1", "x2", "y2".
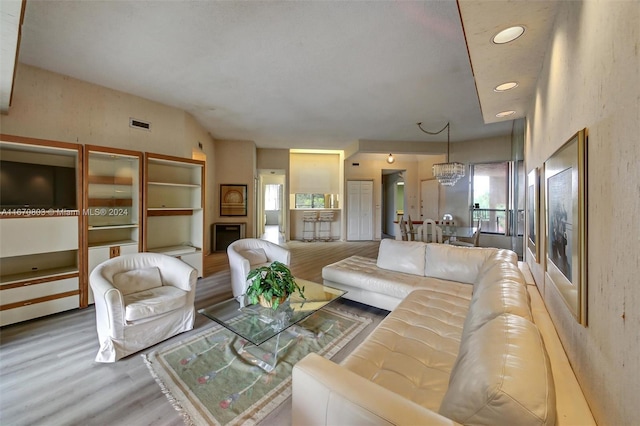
[{"x1": 129, "y1": 118, "x2": 151, "y2": 131}]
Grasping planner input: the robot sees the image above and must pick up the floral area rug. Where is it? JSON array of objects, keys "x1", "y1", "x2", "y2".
[{"x1": 142, "y1": 306, "x2": 371, "y2": 426}]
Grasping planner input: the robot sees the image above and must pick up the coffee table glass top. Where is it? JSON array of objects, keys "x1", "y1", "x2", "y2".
[{"x1": 198, "y1": 278, "x2": 346, "y2": 346}]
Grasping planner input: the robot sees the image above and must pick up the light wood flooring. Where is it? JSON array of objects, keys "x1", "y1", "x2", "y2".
[{"x1": 0, "y1": 240, "x2": 385, "y2": 426}]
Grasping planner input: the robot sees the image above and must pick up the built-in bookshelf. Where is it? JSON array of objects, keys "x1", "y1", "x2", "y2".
[
  {"x1": 144, "y1": 153, "x2": 205, "y2": 276},
  {"x1": 0, "y1": 135, "x2": 82, "y2": 326},
  {"x1": 83, "y1": 145, "x2": 143, "y2": 305}
]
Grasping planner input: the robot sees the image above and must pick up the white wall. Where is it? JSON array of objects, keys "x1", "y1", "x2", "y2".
[
  {"x1": 441, "y1": 134, "x2": 512, "y2": 226},
  {"x1": 526, "y1": 2, "x2": 640, "y2": 424},
  {"x1": 257, "y1": 148, "x2": 291, "y2": 239},
  {"x1": 382, "y1": 172, "x2": 402, "y2": 236},
  {"x1": 345, "y1": 154, "x2": 420, "y2": 240},
  {"x1": 345, "y1": 139, "x2": 513, "y2": 242},
  {"x1": 213, "y1": 139, "x2": 256, "y2": 238},
  {"x1": 1, "y1": 64, "x2": 212, "y2": 158},
  {"x1": 0, "y1": 63, "x2": 216, "y2": 252},
  {"x1": 289, "y1": 152, "x2": 341, "y2": 194}
]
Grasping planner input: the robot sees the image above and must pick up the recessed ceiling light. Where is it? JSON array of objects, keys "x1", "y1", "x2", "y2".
[
  {"x1": 492, "y1": 26, "x2": 525, "y2": 44},
  {"x1": 494, "y1": 81, "x2": 519, "y2": 92},
  {"x1": 496, "y1": 110, "x2": 516, "y2": 118}
]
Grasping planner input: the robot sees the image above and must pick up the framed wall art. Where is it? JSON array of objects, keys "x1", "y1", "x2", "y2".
[
  {"x1": 220, "y1": 184, "x2": 247, "y2": 216},
  {"x1": 544, "y1": 128, "x2": 587, "y2": 325},
  {"x1": 527, "y1": 167, "x2": 540, "y2": 263}
]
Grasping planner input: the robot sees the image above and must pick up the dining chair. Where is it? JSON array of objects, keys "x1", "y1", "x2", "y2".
[
  {"x1": 451, "y1": 221, "x2": 481, "y2": 247},
  {"x1": 399, "y1": 218, "x2": 408, "y2": 241},
  {"x1": 407, "y1": 216, "x2": 415, "y2": 241},
  {"x1": 423, "y1": 218, "x2": 443, "y2": 243}
]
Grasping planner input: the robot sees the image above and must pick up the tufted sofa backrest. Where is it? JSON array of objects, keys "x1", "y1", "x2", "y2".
[
  {"x1": 424, "y1": 244, "x2": 499, "y2": 284},
  {"x1": 439, "y1": 250, "x2": 556, "y2": 426},
  {"x1": 376, "y1": 240, "x2": 520, "y2": 286},
  {"x1": 440, "y1": 313, "x2": 556, "y2": 426}
]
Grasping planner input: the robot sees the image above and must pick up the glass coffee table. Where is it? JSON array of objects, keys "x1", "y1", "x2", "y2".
[{"x1": 198, "y1": 278, "x2": 346, "y2": 372}]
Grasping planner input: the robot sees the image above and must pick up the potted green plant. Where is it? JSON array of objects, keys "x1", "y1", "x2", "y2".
[{"x1": 246, "y1": 261, "x2": 305, "y2": 310}]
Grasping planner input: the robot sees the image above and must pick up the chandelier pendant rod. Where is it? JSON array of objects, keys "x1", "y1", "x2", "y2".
[
  {"x1": 446, "y1": 123, "x2": 450, "y2": 162},
  {"x1": 417, "y1": 121, "x2": 451, "y2": 160},
  {"x1": 417, "y1": 121, "x2": 464, "y2": 187}
]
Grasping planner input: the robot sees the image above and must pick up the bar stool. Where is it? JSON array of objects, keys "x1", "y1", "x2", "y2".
[
  {"x1": 302, "y1": 211, "x2": 318, "y2": 242},
  {"x1": 317, "y1": 211, "x2": 335, "y2": 241}
]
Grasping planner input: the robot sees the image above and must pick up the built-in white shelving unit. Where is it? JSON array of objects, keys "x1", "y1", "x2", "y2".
[
  {"x1": 144, "y1": 153, "x2": 205, "y2": 276},
  {"x1": 0, "y1": 136, "x2": 82, "y2": 326},
  {"x1": 83, "y1": 145, "x2": 143, "y2": 305}
]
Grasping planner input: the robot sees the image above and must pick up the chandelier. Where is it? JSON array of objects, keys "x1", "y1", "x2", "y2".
[{"x1": 417, "y1": 121, "x2": 465, "y2": 186}]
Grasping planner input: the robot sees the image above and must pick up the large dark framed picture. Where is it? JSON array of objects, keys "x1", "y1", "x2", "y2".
[
  {"x1": 544, "y1": 129, "x2": 587, "y2": 325},
  {"x1": 527, "y1": 167, "x2": 540, "y2": 263},
  {"x1": 220, "y1": 184, "x2": 247, "y2": 216}
]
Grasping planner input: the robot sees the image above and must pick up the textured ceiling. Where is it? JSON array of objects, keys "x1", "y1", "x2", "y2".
[
  {"x1": 6, "y1": 1, "x2": 556, "y2": 150},
  {"x1": 458, "y1": 0, "x2": 558, "y2": 124}
]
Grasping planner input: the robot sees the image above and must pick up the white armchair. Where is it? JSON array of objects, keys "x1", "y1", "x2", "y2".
[
  {"x1": 227, "y1": 238, "x2": 291, "y2": 307},
  {"x1": 90, "y1": 252, "x2": 198, "y2": 363}
]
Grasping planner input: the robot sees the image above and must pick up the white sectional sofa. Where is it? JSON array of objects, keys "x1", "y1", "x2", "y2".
[{"x1": 292, "y1": 239, "x2": 594, "y2": 426}]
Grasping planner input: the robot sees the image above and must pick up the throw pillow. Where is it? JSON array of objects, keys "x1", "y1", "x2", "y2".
[
  {"x1": 240, "y1": 248, "x2": 268, "y2": 265},
  {"x1": 113, "y1": 266, "x2": 163, "y2": 295},
  {"x1": 376, "y1": 239, "x2": 426, "y2": 276}
]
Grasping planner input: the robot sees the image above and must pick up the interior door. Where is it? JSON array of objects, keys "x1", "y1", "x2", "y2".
[
  {"x1": 359, "y1": 181, "x2": 374, "y2": 240},
  {"x1": 421, "y1": 179, "x2": 439, "y2": 221},
  {"x1": 347, "y1": 181, "x2": 361, "y2": 241},
  {"x1": 347, "y1": 180, "x2": 373, "y2": 241}
]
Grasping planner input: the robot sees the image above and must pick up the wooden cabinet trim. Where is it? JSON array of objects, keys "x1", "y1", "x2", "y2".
[
  {"x1": 147, "y1": 209, "x2": 194, "y2": 217},
  {"x1": 87, "y1": 198, "x2": 133, "y2": 207},
  {"x1": 0, "y1": 272, "x2": 79, "y2": 291},
  {"x1": 0, "y1": 290, "x2": 80, "y2": 311},
  {"x1": 88, "y1": 175, "x2": 133, "y2": 185}
]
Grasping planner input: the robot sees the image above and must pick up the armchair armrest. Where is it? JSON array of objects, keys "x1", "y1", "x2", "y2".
[
  {"x1": 292, "y1": 353, "x2": 459, "y2": 426},
  {"x1": 158, "y1": 256, "x2": 198, "y2": 293},
  {"x1": 90, "y1": 269, "x2": 126, "y2": 333},
  {"x1": 228, "y1": 248, "x2": 252, "y2": 299},
  {"x1": 265, "y1": 243, "x2": 291, "y2": 265},
  {"x1": 90, "y1": 270, "x2": 120, "y2": 301}
]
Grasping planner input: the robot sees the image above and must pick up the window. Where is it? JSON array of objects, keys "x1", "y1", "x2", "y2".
[
  {"x1": 471, "y1": 162, "x2": 509, "y2": 234},
  {"x1": 295, "y1": 193, "x2": 325, "y2": 209},
  {"x1": 264, "y1": 184, "x2": 281, "y2": 210},
  {"x1": 470, "y1": 161, "x2": 524, "y2": 236},
  {"x1": 515, "y1": 160, "x2": 525, "y2": 236}
]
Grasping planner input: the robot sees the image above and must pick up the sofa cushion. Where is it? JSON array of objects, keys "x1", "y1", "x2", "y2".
[
  {"x1": 439, "y1": 314, "x2": 556, "y2": 426},
  {"x1": 123, "y1": 286, "x2": 188, "y2": 322},
  {"x1": 376, "y1": 239, "x2": 427, "y2": 276},
  {"x1": 424, "y1": 244, "x2": 497, "y2": 284},
  {"x1": 240, "y1": 248, "x2": 268, "y2": 265},
  {"x1": 112, "y1": 266, "x2": 162, "y2": 296},
  {"x1": 342, "y1": 288, "x2": 473, "y2": 411}
]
